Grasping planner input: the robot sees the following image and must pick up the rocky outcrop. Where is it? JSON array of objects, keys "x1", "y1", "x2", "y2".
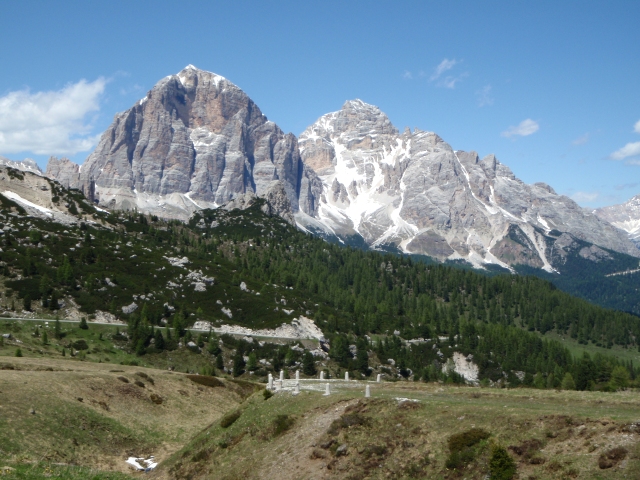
[
  {"x1": 46, "y1": 65, "x2": 321, "y2": 220},
  {"x1": 297, "y1": 100, "x2": 640, "y2": 268},
  {"x1": 595, "y1": 194, "x2": 640, "y2": 247},
  {"x1": 0, "y1": 166, "x2": 79, "y2": 224},
  {"x1": 44, "y1": 157, "x2": 79, "y2": 188}
]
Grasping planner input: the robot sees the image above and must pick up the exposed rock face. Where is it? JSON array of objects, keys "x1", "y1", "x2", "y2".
[
  {"x1": 297, "y1": 100, "x2": 640, "y2": 268},
  {"x1": 46, "y1": 65, "x2": 321, "y2": 220},
  {"x1": 44, "y1": 69, "x2": 638, "y2": 269},
  {"x1": 45, "y1": 157, "x2": 79, "y2": 188},
  {"x1": 0, "y1": 166, "x2": 78, "y2": 224},
  {"x1": 0, "y1": 156, "x2": 43, "y2": 176},
  {"x1": 595, "y1": 194, "x2": 640, "y2": 247}
]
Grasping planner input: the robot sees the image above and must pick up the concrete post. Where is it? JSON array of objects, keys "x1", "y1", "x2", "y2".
[
  {"x1": 276, "y1": 380, "x2": 282, "y2": 391},
  {"x1": 295, "y1": 370, "x2": 300, "y2": 382},
  {"x1": 268, "y1": 373, "x2": 273, "y2": 390},
  {"x1": 365, "y1": 385, "x2": 371, "y2": 398},
  {"x1": 376, "y1": 373, "x2": 381, "y2": 383},
  {"x1": 323, "y1": 383, "x2": 331, "y2": 396},
  {"x1": 345, "y1": 371, "x2": 349, "y2": 381},
  {"x1": 293, "y1": 383, "x2": 300, "y2": 395},
  {"x1": 280, "y1": 370, "x2": 284, "y2": 382},
  {"x1": 320, "y1": 371, "x2": 325, "y2": 380}
]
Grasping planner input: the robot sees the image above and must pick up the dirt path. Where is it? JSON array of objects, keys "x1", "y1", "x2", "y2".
[{"x1": 261, "y1": 399, "x2": 358, "y2": 480}]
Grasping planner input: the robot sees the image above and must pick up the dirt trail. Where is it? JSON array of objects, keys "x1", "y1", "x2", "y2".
[{"x1": 261, "y1": 399, "x2": 358, "y2": 480}]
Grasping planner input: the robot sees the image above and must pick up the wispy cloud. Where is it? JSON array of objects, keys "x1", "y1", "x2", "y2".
[
  {"x1": 429, "y1": 58, "x2": 467, "y2": 89},
  {"x1": 402, "y1": 70, "x2": 413, "y2": 80},
  {"x1": 572, "y1": 133, "x2": 589, "y2": 145},
  {"x1": 614, "y1": 182, "x2": 639, "y2": 191},
  {"x1": 476, "y1": 85, "x2": 493, "y2": 107},
  {"x1": 501, "y1": 119, "x2": 539, "y2": 138},
  {"x1": 634, "y1": 119, "x2": 640, "y2": 134},
  {"x1": 430, "y1": 59, "x2": 458, "y2": 81},
  {"x1": 0, "y1": 78, "x2": 106, "y2": 155},
  {"x1": 571, "y1": 191, "x2": 600, "y2": 203}
]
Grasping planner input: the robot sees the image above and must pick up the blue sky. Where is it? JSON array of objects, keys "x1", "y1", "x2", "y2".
[{"x1": 1, "y1": 0, "x2": 639, "y2": 208}]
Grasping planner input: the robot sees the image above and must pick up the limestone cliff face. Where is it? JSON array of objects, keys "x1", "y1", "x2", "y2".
[
  {"x1": 297, "y1": 100, "x2": 640, "y2": 268},
  {"x1": 46, "y1": 65, "x2": 321, "y2": 220}
]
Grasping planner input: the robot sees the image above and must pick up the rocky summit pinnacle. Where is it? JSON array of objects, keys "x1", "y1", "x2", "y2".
[
  {"x1": 296, "y1": 99, "x2": 639, "y2": 268},
  {"x1": 46, "y1": 65, "x2": 321, "y2": 220}
]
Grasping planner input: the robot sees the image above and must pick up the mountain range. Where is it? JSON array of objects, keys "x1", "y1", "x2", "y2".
[{"x1": 39, "y1": 66, "x2": 638, "y2": 275}]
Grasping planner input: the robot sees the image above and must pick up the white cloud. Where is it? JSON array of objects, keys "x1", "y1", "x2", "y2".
[
  {"x1": 572, "y1": 133, "x2": 589, "y2": 145},
  {"x1": 571, "y1": 191, "x2": 600, "y2": 203},
  {"x1": 403, "y1": 70, "x2": 413, "y2": 80},
  {"x1": 0, "y1": 78, "x2": 106, "y2": 156},
  {"x1": 476, "y1": 85, "x2": 493, "y2": 107},
  {"x1": 430, "y1": 59, "x2": 457, "y2": 81},
  {"x1": 428, "y1": 58, "x2": 467, "y2": 89},
  {"x1": 634, "y1": 119, "x2": 640, "y2": 134},
  {"x1": 501, "y1": 119, "x2": 539, "y2": 138},
  {"x1": 440, "y1": 72, "x2": 468, "y2": 89},
  {"x1": 609, "y1": 141, "x2": 640, "y2": 161}
]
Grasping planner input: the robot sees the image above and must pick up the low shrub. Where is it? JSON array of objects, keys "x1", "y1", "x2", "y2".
[
  {"x1": 187, "y1": 374, "x2": 224, "y2": 388},
  {"x1": 599, "y1": 446, "x2": 627, "y2": 469},
  {"x1": 72, "y1": 339, "x2": 89, "y2": 350},
  {"x1": 220, "y1": 410, "x2": 242, "y2": 429},
  {"x1": 273, "y1": 414, "x2": 295, "y2": 436},
  {"x1": 445, "y1": 428, "x2": 491, "y2": 470}
]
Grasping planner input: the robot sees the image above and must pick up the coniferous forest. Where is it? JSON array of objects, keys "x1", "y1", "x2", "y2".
[{"x1": 0, "y1": 189, "x2": 638, "y2": 390}]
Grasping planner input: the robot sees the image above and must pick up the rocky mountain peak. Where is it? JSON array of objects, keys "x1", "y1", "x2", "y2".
[
  {"x1": 46, "y1": 66, "x2": 321, "y2": 220},
  {"x1": 297, "y1": 100, "x2": 639, "y2": 268},
  {"x1": 595, "y1": 193, "x2": 640, "y2": 246}
]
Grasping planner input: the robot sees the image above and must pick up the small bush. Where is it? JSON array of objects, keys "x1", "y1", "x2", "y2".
[
  {"x1": 15, "y1": 348, "x2": 22, "y2": 357},
  {"x1": 72, "y1": 339, "x2": 89, "y2": 351},
  {"x1": 327, "y1": 413, "x2": 368, "y2": 435},
  {"x1": 150, "y1": 394, "x2": 163, "y2": 404},
  {"x1": 448, "y1": 428, "x2": 491, "y2": 453},
  {"x1": 273, "y1": 414, "x2": 295, "y2": 436},
  {"x1": 187, "y1": 374, "x2": 224, "y2": 388},
  {"x1": 445, "y1": 428, "x2": 491, "y2": 470},
  {"x1": 599, "y1": 446, "x2": 627, "y2": 469},
  {"x1": 220, "y1": 410, "x2": 242, "y2": 429},
  {"x1": 117, "y1": 376, "x2": 129, "y2": 383},
  {"x1": 263, "y1": 388, "x2": 273, "y2": 400},
  {"x1": 489, "y1": 444, "x2": 517, "y2": 480}
]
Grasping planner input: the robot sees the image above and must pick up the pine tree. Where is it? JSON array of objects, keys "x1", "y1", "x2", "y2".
[
  {"x1": 42, "y1": 330, "x2": 48, "y2": 345},
  {"x1": 216, "y1": 353, "x2": 224, "y2": 370},
  {"x1": 247, "y1": 352, "x2": 257, "y2": 371},
  {"x1": 488, "y1": 444, "x2": 516, "y2": 480},
  {"x1": 561, "y1": 372, "x2": 576, "y2": 390},
  {"x1": 232, "y1": 352, "x2": 245, "y2": 377},
  {"x1": 15, "y1": 348, "x2": 23, "y2": 357},
  {"x1": 609, "y1": 366, "x2": 630, "y2": 391},
  {"x1": 54, "y1": 319, "x2": 63, "y2": 339},
  {"x1": 22, "y1": 294, "x2": 31, "y2": 312},
  {"x1": 79, "y1": 317, "x2": 89, "y2": 330},
  {"x1": 154, "y1": 329, "x2": 165, "y2": 350},
  {"x1": 302, "y1": 351, "x2": 316, "y2": 376}
]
